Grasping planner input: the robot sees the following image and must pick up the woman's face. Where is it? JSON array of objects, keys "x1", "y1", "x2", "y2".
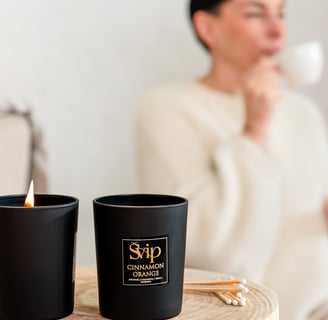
[{"x1": 207, "y1": 0, "x2": 286, "y2": 70}]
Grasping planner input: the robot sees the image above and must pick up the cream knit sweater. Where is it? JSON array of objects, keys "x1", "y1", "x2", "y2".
[{"x1": 135, "y1": 80, "x2": 328, "y2": 320}]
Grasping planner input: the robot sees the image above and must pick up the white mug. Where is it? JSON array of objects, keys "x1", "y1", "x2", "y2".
[{"x1": 275, "y1": 41, "x2": 324, "y2": 85}]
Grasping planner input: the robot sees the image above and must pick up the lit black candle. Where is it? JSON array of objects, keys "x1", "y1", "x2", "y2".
[{"x1": 0, "y1": 184, "x2": 78, "y2": 320}]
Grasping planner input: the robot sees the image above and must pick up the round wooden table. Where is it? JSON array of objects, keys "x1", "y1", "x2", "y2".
[{"x1": 65, "y1": 266, "x2": 279, "y2": 320}]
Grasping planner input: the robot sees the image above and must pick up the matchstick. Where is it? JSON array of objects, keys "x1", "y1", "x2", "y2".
[
  {"x1": 185, "y1": 279, "x2": 246, "y2": 286},
  {"x1": 225, "y1": 292, "x2": 247, "y2": 306},
  {"x1": 225, "y1": 292, "x2": 239, "y2": 306},
  {"x1": 183, "y1": 286, "x2": 243, "y2": 294},
  {"x1": 215, "y1": 292, "x2": 232, "y2": 305},
  {"x1": 237, "y1": 284, "x2": 249, "y2": 293}
]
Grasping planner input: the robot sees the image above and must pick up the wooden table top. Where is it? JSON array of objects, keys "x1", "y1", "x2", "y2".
[{"x1": 65, "y1": 266, "x2": 279, "y2": 320}]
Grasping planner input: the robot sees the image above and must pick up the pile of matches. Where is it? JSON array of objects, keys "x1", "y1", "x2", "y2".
[{"x1": 184, "y1": 278, "x2": 249, "y2": 307}]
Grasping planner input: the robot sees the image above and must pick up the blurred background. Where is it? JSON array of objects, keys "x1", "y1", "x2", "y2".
[{"x1": 0, "y1": 0, "x2": 326, "y2": 265}]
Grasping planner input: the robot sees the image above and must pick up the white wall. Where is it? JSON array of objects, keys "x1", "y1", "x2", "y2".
[
  {"x1": 287, "y1": 0, "x2": 328, "y2": 113},
  {"x1": 0, "y1": 0, "x2": 326, "y2": 265}
]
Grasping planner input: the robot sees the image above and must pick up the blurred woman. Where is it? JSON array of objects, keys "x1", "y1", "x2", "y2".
[{"x1": 136, "y1": 1, "x2": 328, "y2": 319}]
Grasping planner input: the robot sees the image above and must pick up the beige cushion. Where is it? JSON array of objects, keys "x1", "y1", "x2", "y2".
[{"x1": 0, "y1": 114, "x2": 32, "y2": 195}]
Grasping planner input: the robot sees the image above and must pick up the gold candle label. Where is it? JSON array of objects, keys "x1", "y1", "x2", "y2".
[{"x1": 122, "y1": 237, "x2": 168, "y2": 286}]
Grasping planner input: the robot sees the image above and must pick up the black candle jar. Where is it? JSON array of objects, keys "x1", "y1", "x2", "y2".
[
  {"x1": 93, "y1": 194, "x2": 188, "y2": 320},
  {"x1": 0, "y1": 194, "x2": 79, "y2": 320}
]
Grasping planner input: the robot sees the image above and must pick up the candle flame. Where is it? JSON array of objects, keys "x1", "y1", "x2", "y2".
[{"x1": 24, "y1": 180, "x2": 34, "y2": 207}]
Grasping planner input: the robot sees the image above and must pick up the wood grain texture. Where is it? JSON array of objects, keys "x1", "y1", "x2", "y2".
[{"x1": 65, "y1": 266, "x2": 279, "y2": 320}]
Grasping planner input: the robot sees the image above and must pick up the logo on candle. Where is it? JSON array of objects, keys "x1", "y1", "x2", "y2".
[
  {"x1": 128, "y1": 242, "x2": 162, "y2": 264},
  {"x1": 122, "y1": 237, "x2": 168, "y2": 286},
  {"x1": 24, "y1": 180, "x2": 34, "y2": 208}
]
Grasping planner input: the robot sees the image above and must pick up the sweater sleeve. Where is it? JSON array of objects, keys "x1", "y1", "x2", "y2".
[
  {"x1": 307, "y1": 102, "x2": 328, "y2": 198},
  {"x1": 288, "y1": 92, "x2": 328, "y2": 199},
  {"x1": 135, "y1": 92, "x2": 282, "y2": 281}
]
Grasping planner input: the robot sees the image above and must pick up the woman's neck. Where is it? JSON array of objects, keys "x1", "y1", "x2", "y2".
[{"x1": 200, "y1": 58, "x2": 243, "y2": 95}]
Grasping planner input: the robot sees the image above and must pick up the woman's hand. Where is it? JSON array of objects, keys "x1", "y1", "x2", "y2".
[{"x1": 242, "y1": 58, "x2": 280, "y2": 149}]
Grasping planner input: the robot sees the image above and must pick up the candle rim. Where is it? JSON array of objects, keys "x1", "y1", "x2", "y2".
[
  {"x1": 0, "y1": 194, "x2": 78, "y2": 208},
  {"x1": 94, "y1": 194, "x2": 188, "y2": 209}
]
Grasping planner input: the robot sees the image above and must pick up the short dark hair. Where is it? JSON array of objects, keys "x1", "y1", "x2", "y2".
[
  {"x1": 189, "y1": 0, "x2": 227, "y2": 19},
  {"x1": 189, "y1": 0, "x2": 229, "y2": 50}
]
